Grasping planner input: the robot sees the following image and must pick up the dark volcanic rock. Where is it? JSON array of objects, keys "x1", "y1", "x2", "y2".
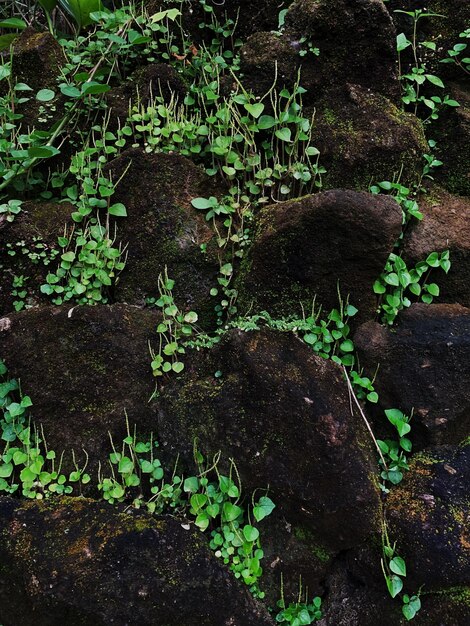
[
  {"x1": 236, "y1": 189, "x2": 402, "y2": 323},
  {"x1": 387, "y1": 444, "x2": 470, "y2": 589},
  {"x1": 354, "y1": 304, "x2": 470, "y2": 447},
  {"x1": 240, "y1": 0, "x2": 399, "y2": 104},
  {"x1": 285, "y1": 0, "x2": 399, "y2": 102},
  {"x1": 402, "y1": 187, "x2": 470, "y2": 307},
  {"x1": 0, "y1": 497, "x2": 274, "y2": 626},
  {"x1": 0, "y1": 304, "x2": 158, "y2": 465},
  {"x1": 314, "y1": 85, "x2": 427, "y2": 189},
  {"x1": 432, "y1": 82, "x2": 470, "y2": 196},
  {"x1": 0, "y1": 201, "x2": 74, "y2": 316},
  {"x1": 105, "y1": 149, "x2": 219, "y2": 324},
  {"x1": 11, "y1": 28, "x2": 66, "y2": 126},
  {"x1": 158, "y1": 328, "x2": 381, "y2": 550}
]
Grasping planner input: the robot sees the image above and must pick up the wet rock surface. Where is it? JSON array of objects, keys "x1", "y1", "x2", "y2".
[
  {"x1": 354, "y1": 304, "x2": 470, "y2": 447},
  {"x1": 0, "y1": 304, "x2": 158, "y2": 464},
  {"x1": 158, "y1": 328, "x2": 381, "y2": 549},
  {"x1": 236, "y1": 189, "x2": 402, "y2": 322},
  {"x1": 0, "y1": 497, "x2": 275, "y2": 626}
]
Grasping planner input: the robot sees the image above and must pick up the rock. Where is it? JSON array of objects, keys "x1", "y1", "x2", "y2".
[
  {"x1": 0, "y1": 496, "x2": 274, "y2": 626},
  {"x1": 313, "y1": 85, "x2": 427, "y2": 189},
  {"x1": 106, "y1": 63, "x2": 187, "y2": 130},
  {"x1": 105, "y1": 149, "x2": 219, "y2": 323},
  {"x1": 386, "y1": 444, "x2": 470, "y2": 589},
  {"x1": 158, "y1": 328, "x2": 381, "y2": 550},
  {"x1": 354, "y1": 303, "x2": 470, "y2": 447},
  {"x1": 240, "y1": 0, "x2": 399, "y2": 104},
  {"x1": 402, "y1": 187, "x2": 470, "y2": 306},
  {"x1": 0, "y1": 304, "x2": 158, "y2": 465},
  {"x1": 0, "y1": 201, "x2": 74, "y2": 316},
  {"x1": 235, "y1": 189, "x2": 402, "y2": 323},
  {"x1": 284, "y1": 0, "x2": 399, "y2": 102},
  {"x1": 432, "y1": 82, "x2": 470, "y2": 196},
  {"x1": 11, "y1": 28, "x2": 66, "y2": 127}
]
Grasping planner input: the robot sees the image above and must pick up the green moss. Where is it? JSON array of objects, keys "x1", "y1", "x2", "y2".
[{"x1": 293, "y1": 525, "x2": 333, "y2": 563}]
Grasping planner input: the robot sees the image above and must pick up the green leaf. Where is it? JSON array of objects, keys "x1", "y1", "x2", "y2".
[
  {"x1": 108, "y1": 203, "x2": 127, "y2": 217},
  {"x1": 81, "y1": 81, "x2": 110, "y2": 95},
  {"x1": 253, "y1": 496, "x2": 275, "y2": 522},
  {"x1": 386, "y1": 574, "x2": 403, "y2": 598},
  {"x1": 183, "y1": 476, "x2": 199, "y2": 493},
  {"x1": 222, "y1": 502, "x2": 242, "y2": 522},
  {"x1": 426, "y1": 74, "x2": 445, "y2": 88},
  {"x1": 397, "y1": 33, "x2": 411, "y2": 52},
  {"x1": 390, "y1": 556, "x2": 407, "y2": 577},
  {"x1": 60, "y1": 84, "x2": 82, "y2": 98},
  {"x1": 275, "y1": 127, "x2": 292, "y2": 142},
  {"x1": 0, "y1": 34, "x2": 17, "y2": 51},
  {"x1": 36, "y1": 89, "x2": 55, "y2": 102},
  {"x1": 244, "y1": 103, "x2": 264, "y2": 118},
  {"x1": 257, "y1": 115, "x2": 277, "y2": 129},
  {"x1": 27, "y1": 146, "x2": 60, "y2": 158},
  {"x1": 118, "y1": 456, "x2": 134, "y2": 474},
  {"x1": 59, "y1": 0, "x2": 103, "y2": 29},
  {"x1": 191, "y1": 197, "x2": 215, "y2": 210},
  {"x1": 243, "y1": 525, "x2": 260, "y2": 542},
  {"x1": 39, "y1": 0, "x2": 59, "y2": 11},
  {"x1": 0, "y1": 18, "x2": 27, "y2": 30}
]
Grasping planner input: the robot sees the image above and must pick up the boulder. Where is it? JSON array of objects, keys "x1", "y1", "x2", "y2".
[
  {"x1": 0, "y1": 304, "x2": 158, "y2": 466},
  {"x1": 106, "y1": 63, "x2": 187, "y2": 130},
  {"x1": 402, "y1": 187, "x2": 470, "y2": 307},
  {"x1": 432, "y1": 82, "x2": 470, "y2": 196},
  {"x1": 235, "y1": 189, "x2": 402, "y2": 323},
  {"x1": 11, "y1": 28, "x2": 66, "y2": 127},
  {"x1": 0, "y1": 496, "x2": 274, "y2": 626},
  {"x1": 0, "y1": 201, "x2": 74, "y2": 316},
  {"x1": 285, "y1": 0, "x2": 399, "y2": 102},
  {"x1": 313, "y1": 85, "x2": 427, "y2": 189},
  {"x1": 240, "y1": 0, "x2": 399, "y2": 104},
  {"x1": 157, "y1": 328, "x2": 381, "y2": 550},
  {"x1": 105, "y1": 149, "x2": 220, "y2": 324},
  {"x1": 385, "y1": 444, "x2": 470, "y2": 590},
  {"x1": 354, "y1": 303, "x2": 470, "y2": 447}
]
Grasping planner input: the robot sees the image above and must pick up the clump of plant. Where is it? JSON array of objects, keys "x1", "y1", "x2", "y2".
[
  {"x1": 275, "y1": 577, "x2": 322, "y2": 625},
  {"x1": 382, "y1": 522, "x2": 422, "y2": 621},
  {"x1": 396, "y1": 9, "x2": 460, "y2": 122},
  {"x1": 377, "y1": 409, "x2": 413, "y2": 491},
  {"x1": 374, "y1": 251, "x2": 450, "y2": 324},
  {"x1": 441, "y1": 28, "x2": 470, "y2": 76}
]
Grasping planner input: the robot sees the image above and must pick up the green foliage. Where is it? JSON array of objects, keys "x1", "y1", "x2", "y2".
[
  {"x1": 396, "y1": 10, "x2": 460, "y2": 121},
  {"x1": 382, "y1": 522, "x2": 421, "y2": 621},
  {"x1": 441, "y1": 28, "x2": 470, "y2": 75},
  {"x1": 275, "y1": 597, "x2": 322, "y2": 625},
  {"x1": 40, "y1": 221, "x2": 127, "y2": 305},
  {"x1": 149, "y1": 270, "x2": 199, "y2": 379},
  {"x1": 377, "y1": 409, "x2": 413, "y2": 491},
  {"x1": 373, "y1": 251, "x2": 451, "y2": 324}
]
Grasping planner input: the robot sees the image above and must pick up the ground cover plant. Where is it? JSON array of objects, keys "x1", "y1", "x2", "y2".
[{"x1": 0, "y1": 1, "x2": 468, "y2": 624}]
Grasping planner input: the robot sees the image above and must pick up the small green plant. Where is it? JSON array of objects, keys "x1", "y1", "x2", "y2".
[
  {"x1": 0, "y1": 198, "x2": 22, "y2": 223},
  {"x1": 382, "y1": 522, "x2": 422, "y2": 621},
  {"x1": 374, "y1": 251, "x2": 451, "y2": 324},
  {"x1": 40, "y1": 220, "x2": 127, "y2": 305},
  {"x1": 377, "y1": 409, "x2": 413, "y2": 491},
  {"x1": 396, "y1": 10, "x2": 460, "y2": 121},
  {"x1": 149, "y1": 270, "x2": 199, "y2": 379},
  {"x1": 441, "y1": 28, "x2": 470, "y2": 76},
  {"x1": 275, "y1": 577, "x2": 322, "y2": 625}
]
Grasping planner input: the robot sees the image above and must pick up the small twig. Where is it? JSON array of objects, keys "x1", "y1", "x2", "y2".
[{"x1": 342, "y1": 366, "x2": 388, "y2": 471}]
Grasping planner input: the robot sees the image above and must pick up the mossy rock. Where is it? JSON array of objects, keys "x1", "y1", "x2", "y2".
[
  {"x1": 104, "y1": 149, "x2": 221, "y2": 327},
  {"x1": 0, "y1": 496, "x2": 275, "y2": 625},
  {"x1": 158, "y1": 328, "x2": 381, "y2": 551},
  {"x1": 235, "y1": 189, "x2": 402, "y2": 325},
  {"x1": 0, "y1": 304, "x2": 160, "y2": 473},
  {"x1": 313, "y1": 85, "x2": 427, "y2": 190},
  {"x1": 386, "y1": 443, "x2": 470, "y2": 590},
  {"x1": 0, "y1": 201, "x2": 75, "y2": 316}
]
